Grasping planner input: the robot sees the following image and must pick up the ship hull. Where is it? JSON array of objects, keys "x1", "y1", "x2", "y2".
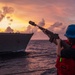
[{"x1": 0, "y1": 33, "x2": 33, "y2": 53}]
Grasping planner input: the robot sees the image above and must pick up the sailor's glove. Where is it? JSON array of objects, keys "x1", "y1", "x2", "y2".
[
  {"x1": 49, "y1": 34, "x2": 59, "y2": 43},
  {"x1": 54, "y1": 34, "x2": 59, "y2": 39}
]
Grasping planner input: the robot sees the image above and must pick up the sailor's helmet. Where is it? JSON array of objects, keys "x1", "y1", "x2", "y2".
[{"x1": 64, "y1": 24, "x2": 75, "y2": 38}]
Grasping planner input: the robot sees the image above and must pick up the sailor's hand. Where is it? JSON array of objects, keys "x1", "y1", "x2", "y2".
[
  {"x1": 56, "y1": 39, "x2": 64, "y2": 49},
  {"x1": 49, "y1": 34, "x2": 59, "y2": 43},
  {"x1": 54, "y1": 34, "x2": 59, "y2": 39},
  {"x1": 56, "y1": 39, "x2": 61, "y2": 45},
  {"x1": 56, "y1": 39, "x2": 64, "y2": 56}
]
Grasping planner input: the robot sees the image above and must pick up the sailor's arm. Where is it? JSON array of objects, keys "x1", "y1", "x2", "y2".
[{"x1": 56, "y1": 39, "x2": 64, "y2": 56}]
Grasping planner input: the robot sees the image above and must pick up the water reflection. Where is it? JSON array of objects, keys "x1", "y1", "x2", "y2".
[{"x1": 0, "y1": 40, "x2": 57, "y2": 75}]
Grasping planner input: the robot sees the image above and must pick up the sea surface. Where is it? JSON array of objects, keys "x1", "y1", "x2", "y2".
[{"x1": 0, "y1": 40, "x2": 57, "y2": 75}]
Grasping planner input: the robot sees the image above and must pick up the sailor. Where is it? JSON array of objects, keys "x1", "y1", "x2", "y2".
[{"x1": 55, "y1": 24, "x2": 75, "y2": 75}]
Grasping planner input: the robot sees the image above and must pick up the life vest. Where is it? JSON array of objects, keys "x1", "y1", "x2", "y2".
[{"x1": 55, "y1": 40, "x2": 75, "y2": 75}]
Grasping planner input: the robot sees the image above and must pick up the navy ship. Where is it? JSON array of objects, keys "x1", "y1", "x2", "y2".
[{"x1": 0, "y1": 33, "x2": 33, "y2": 53}]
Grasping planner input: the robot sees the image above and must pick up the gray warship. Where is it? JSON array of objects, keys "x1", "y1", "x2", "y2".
[{"x1": 0, "y1": 33, "x2": 33, "y2": 53}]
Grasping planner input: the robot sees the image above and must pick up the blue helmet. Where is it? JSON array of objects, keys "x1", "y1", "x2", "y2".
[{"x1": 64, "y1": 24, "x2": 75, "y2": 38}]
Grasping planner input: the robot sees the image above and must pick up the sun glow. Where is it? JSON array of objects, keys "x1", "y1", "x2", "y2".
[
  {"x1": 0, "y1": 4, "x2": 30, "y2": 33},
  {"x1": 0, "y1": 14, "x2": 29, "y2": 32}
]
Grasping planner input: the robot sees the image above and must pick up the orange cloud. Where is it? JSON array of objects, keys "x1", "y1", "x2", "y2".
[{"x1": 0, "y1": 0, "x2": 75, "y2": 39}]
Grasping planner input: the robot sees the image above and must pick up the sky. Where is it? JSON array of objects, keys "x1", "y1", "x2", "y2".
[{"x1": 0, "y1": 0, "x2": 75, "y2": 40}]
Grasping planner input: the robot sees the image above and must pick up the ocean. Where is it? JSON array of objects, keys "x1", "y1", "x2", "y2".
[{"x1": 0, "y1": 40, "x2": 57, "y2": 75}]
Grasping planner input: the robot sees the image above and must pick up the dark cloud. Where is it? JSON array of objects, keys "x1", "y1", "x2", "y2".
[
  {"x1": 38, "y1": 18, "x2": 45, "y2": 26},
  {"x1": 47, "y1": 22, "x2": 67, "y2": 38},
  {"x1": 48, "y1": 22, "x2": 63, "y2": 31},
  {"x1": 2, "y1": 6, "x2": 14, "y2": 14},
  {"x1": 5, "y1": 26, "x2": 14, "y2": 33},
  {"x1": 51, "y1": 22, "x2": 62, "y2": 27},
  {"x1": 25, "y1": 25, "x2": 33, "y2": 33},
  {"x1": 0, "y1": 6, "x2": 14, "y2": 21}
]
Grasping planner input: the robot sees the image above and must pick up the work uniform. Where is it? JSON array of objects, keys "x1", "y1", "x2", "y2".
[{"x1": 56, "y1": 41, "x2": 75, "y2": 75}]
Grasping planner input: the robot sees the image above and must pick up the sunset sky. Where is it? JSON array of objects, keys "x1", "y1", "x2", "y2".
[{"x1": 0, "y1": 0, "x2": 75, "y2": 39}]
